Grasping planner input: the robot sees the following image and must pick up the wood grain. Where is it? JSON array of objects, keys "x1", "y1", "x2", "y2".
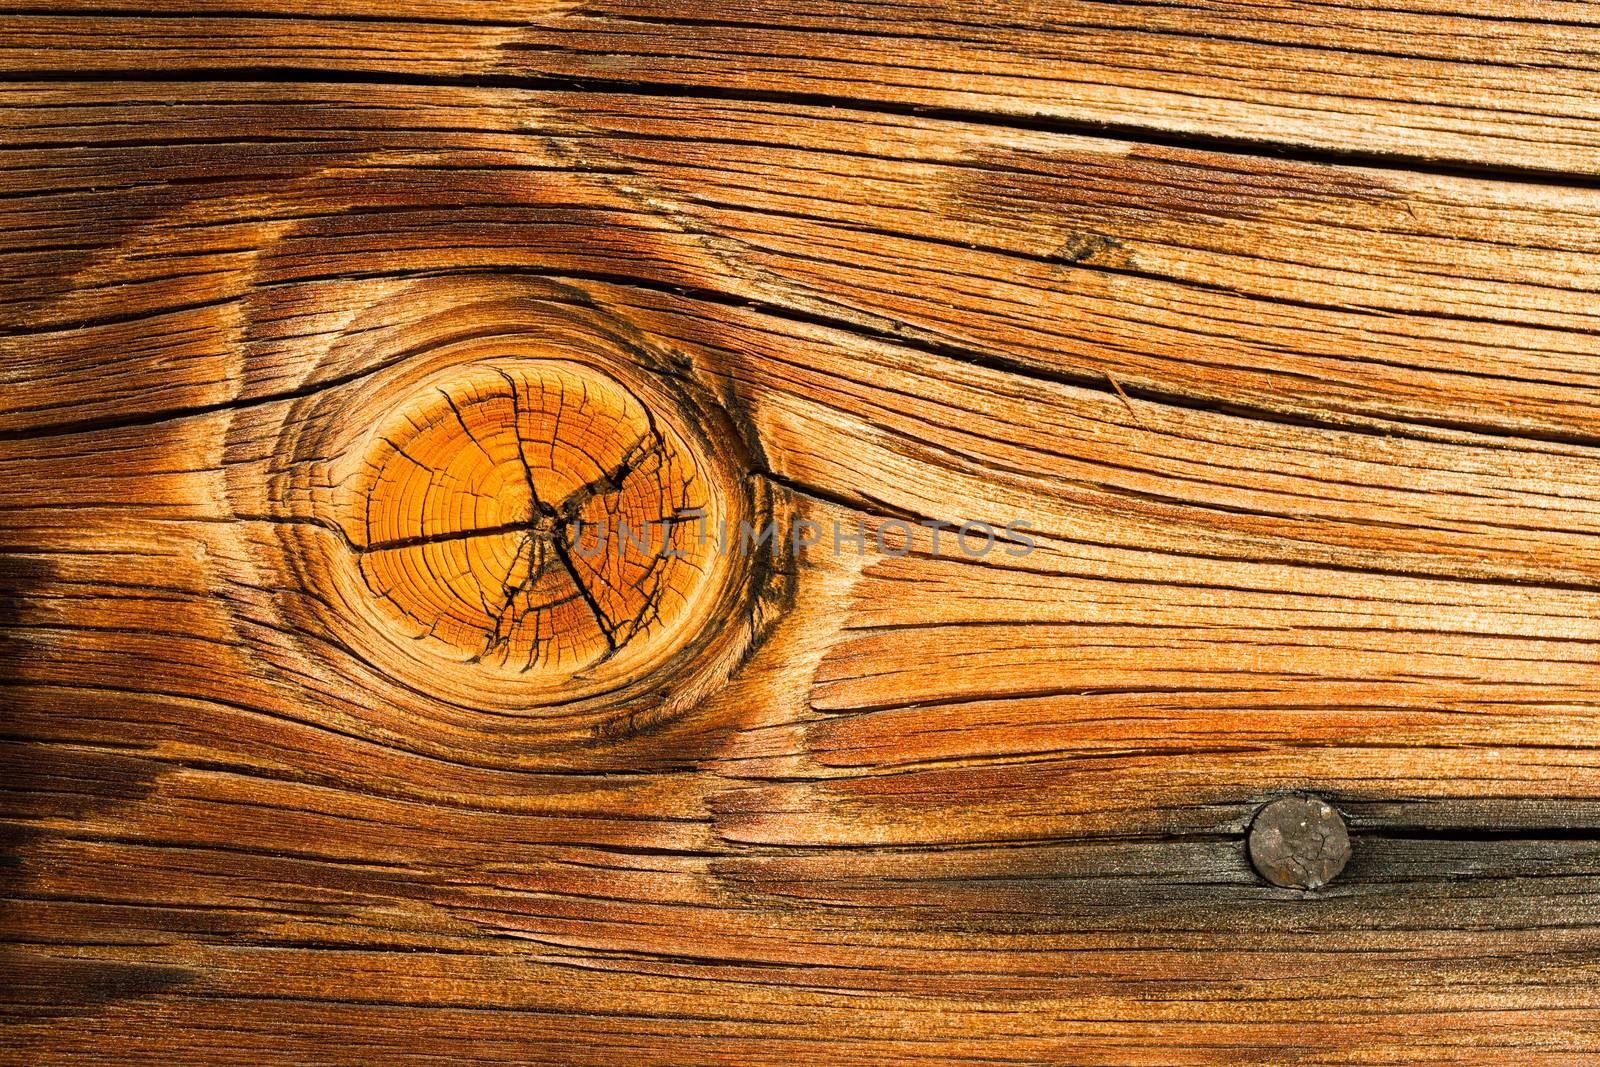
[
  {"x1": 3, "y1": 4, "x2": 1600, "y2": 1065},
  {"x1": 7, "y1": 0, "x2": 1600, "y2": 175}
]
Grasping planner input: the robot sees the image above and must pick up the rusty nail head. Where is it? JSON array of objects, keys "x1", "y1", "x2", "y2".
[{"x1": 1248, "y1": 795, "x2": 1351, "y2": 890}]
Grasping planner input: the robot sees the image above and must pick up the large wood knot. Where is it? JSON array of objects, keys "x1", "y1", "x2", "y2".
[
  {"x1": 349, "y1": 359, "x2": 711, "y2": 674},
  {"x1": 233, "y1": 278, "x2": 780, "y2": 735}
]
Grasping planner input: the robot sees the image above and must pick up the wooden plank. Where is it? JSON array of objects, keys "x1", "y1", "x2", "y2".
[
  {"x1": 4, "y1": 9, "x2": 1600, "y2": 1066},
  {"x1": 5, "y1": 1, "x2": 1600, "y2": 175}
]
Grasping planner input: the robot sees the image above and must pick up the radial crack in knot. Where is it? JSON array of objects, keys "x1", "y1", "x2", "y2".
[{"x1": 340, "y1": 359, "x2": 720, "y2": 680}]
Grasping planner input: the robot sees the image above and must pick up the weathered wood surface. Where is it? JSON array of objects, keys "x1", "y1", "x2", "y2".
[
  {"x1": 9, "y1": 0, "x2": 1600, "y2": 175},
  {"x1": 3, "y1": 4, "x2": 1600, "y2": 1064}
]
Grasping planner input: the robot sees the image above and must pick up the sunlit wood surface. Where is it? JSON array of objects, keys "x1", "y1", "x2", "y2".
[{"x1": 4, "y1": 2, "x2": 1600, "y2": 1063}]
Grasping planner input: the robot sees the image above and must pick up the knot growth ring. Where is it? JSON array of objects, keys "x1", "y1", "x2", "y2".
[
  {"x1": 350, "y1": 359, "x2": 711, "y2": 675},
  {"x1": 248, "y1": 281, "x2": 773, "y2": 729}
]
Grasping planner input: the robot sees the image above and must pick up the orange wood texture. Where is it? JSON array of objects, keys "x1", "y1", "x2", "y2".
[{"x1": 4, "y1": 3, "x2": 1600, "y2": 1064}]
